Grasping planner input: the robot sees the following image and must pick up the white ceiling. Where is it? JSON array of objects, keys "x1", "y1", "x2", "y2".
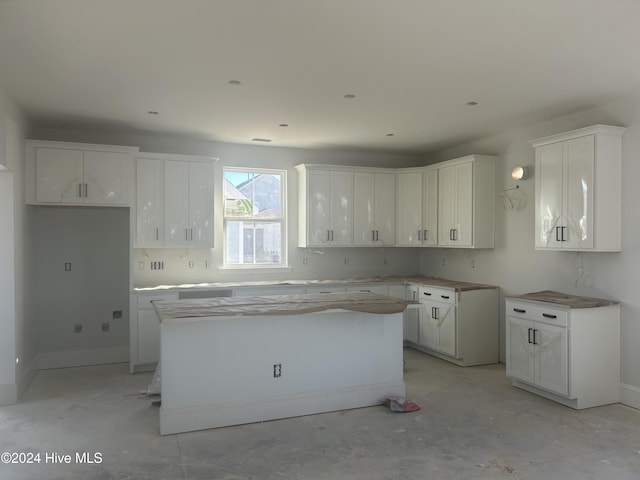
[{"x1": 1, "y1": 0, "x2": 640, "y2": 154}]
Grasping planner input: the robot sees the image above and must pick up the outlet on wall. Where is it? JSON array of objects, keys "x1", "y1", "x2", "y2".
[
  {"x1": 101, "y1": 322, "x2": 110, "y2": 332},
  {"x1": 74, "y1": 324, "x2": 82, "y2": 333},
  {"x1": 112, "y1": 310, "x2": 122, "y2": 319}
]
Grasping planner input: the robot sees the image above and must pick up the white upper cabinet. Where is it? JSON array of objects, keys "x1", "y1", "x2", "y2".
[
  {"x1": 395, "y1": 168, "x2": 438, "y2": 246},
  {"x1": 530, "y1": 125, "x2": 625, "y2": 251},
  {"x1": 26, "y1": 141, "x2": 137, "y2": 206},
  {"x1": 297, "y1": 165, "x2": 353, "y2": 247},
  {"x1": 437, "y1": 155, "x2": 495, "y2": 249},
  {"x1": 135, "y1": 153, "x2": 216, "y2": 248},
  {"x1": 396, "y1": 170, "x2": 424, "y2": 246},
  {"x1": 353, "y1": 171, "x2": 395, "y2": 246}
]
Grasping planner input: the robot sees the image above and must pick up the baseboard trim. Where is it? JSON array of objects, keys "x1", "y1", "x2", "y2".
[
  {"x1": 160, "y1": 381, "x2": 406, "y2": 435},
  {"x1": 37, "y1": 347, "x2": 129, "y2": 370},
  {"x1": 0, "y1": 383, "x2": 17, "y2": 406},
  {"x1": 619, "y1": 383, "x2": 640, "y2": 409}
]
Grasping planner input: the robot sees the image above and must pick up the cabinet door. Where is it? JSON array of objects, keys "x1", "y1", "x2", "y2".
[
  {"x1": 374, "y1": 173, "x2": 396, "y2": 245},
  {"x1": 422, "y1": 301, "x2": 456, "y2": 356},
  {"x1": 396, "y1": 172, "x2": 423, "y2": 246},
  {"x1": 422, "y1": 169, "x2": 438, "y2": 246},
  {"x1": 83, "y1": 150, "x2": 129, "y2": 205},
  {"x1": 563, "y1": 136, "x2": 594, "y2": 249},
  {"x1": 534, "y1": 322, "x2": 569, "y2": 395},
  {"x1": 405, "y1": 305, "x2": 420, "y2": 344},
  {"x1": 353, "y1": 172, "x2": 376, "y2": 245},
  {"x1": 506, "y1": 316, "x2": 536, "y2": 384},
  {"x1": 307, "y1": 170, "x2": 332, "y2": 246},
  {"x1": 35, "y1": 147, "x2": 84, "y2": 204},
  {"x1": 329, "y1": 171, "x2": 353, "y2": 246},
  {"x1": 164, "y1": 160, "x2": 191, "y2": 245},
  {"x1": 137, "y1": 309, "x2": 161, "y2": 364},
  {"x1": 188, "y1": 162, "x2": 214, "y2": 247},
  {"x1": 438, "y1": 165, "x2": 456, "y2": 245},
  {"x1": 535, "y1": 142, "x2": 564, "y2": 248},
  {"x1": 454, "y1": 162, "x2": 473, "y2": 247},
  {"x1": 136, "y1": 158, "x2": 164, "y2": 246}
]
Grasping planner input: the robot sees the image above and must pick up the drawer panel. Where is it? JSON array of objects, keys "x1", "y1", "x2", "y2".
[
  {"x1": 418, "y1": 286, "x2": 456, "y2": 304},
  {"x1": 137, "y1": 293, "x2": 179, "y2": 309},
  {"x1": 507, "y1": 301, "x2": 568, "y2": 327}
]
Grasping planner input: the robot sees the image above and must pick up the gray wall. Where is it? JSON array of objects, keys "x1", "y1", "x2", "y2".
[{"x1": 419, "y1": 95, "x2": 640, "y2": 400}]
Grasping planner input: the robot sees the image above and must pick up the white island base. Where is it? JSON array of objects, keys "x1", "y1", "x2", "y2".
[{"x1": 156, "y1": 295, "x2": 406, "y2": 435}]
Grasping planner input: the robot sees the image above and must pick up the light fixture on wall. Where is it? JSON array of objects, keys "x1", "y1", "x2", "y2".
[{"x1": 511, "y1": 166, "x2": 529, "y2": 181}]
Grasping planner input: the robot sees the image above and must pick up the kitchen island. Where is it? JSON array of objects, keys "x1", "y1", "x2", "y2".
[{"x1": 153, "y1": 293, "x2": 409, "y2": 435}]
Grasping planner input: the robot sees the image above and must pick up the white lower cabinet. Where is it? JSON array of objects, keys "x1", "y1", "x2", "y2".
[
  {"x1": 130, "y1": 292, "x2": 178, "y2": 372},
  {"x1": 405, "y1": 284, "x2": 498, "y2": 366},
  {"x1": 506, "y1": 298, "x2": 620, "y2": 409}
]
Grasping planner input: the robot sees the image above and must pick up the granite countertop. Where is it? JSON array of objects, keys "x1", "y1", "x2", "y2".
[
  {"x1": 153, "y1": 292, "x2": 411, "y2": 321},
  {"x1": 134, "y1": 276, "x2": 497, "y2": 292},
  {"x1": 507, "y1": 290, "x2": 618, "y2": 308}
]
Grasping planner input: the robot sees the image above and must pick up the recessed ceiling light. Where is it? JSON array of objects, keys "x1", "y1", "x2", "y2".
[
  {"x1": 229, "y1": 80, "x2": 242, "y2": 85},
  {"x1": 147, "y1": 111, "x2": 159, "y2": 115},
  {"x1": 279, "y1": 123, "x2": 289, "y2": 127},
  {"x1": 466, "y1": 101, "x2": 478, "y2": 106},
  {"x1": 344, "y1": 94, "x2": 356, "y2": 99},
  {"x1": 252, "y1": 138, "x2": 272, "y2": 143}
]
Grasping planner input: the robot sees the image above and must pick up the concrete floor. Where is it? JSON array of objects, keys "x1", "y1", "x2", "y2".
[{"x1": 1, "y1": 347, "x2": 639, "y2": 480}]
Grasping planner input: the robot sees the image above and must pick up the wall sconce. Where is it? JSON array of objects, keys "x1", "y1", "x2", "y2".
[{"x1": 511, "y1": 166, "x2": 529, "y2": 181}]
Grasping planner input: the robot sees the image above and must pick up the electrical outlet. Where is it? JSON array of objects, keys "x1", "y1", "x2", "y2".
[
  {"x1": 188, "y1": 260, "x2": 194, "y2": 268},
  {"x1": 205, "y1": 261, "x2": 211, "y2": 268},
  {"x1": 273, "y1": 364, "x2": 282, "y2": 378},
  {"x1": 74, "y1": 324, "x2": 82, "y2": 333},
  {"x1": 471, "y1": 260, "x2": 475, "y2": 269},
  {"x1": 138, "y1": 261, "x2": 145, "y2": 270},
  {"x1": 101, "y1": 322, "x2": 110, "y2": 332},
  {"x1": 344, "y1": 257, "x2": 349, "y2": 265},
  {"x1": 112, "y1": 310, "x2": 122, "y2": 319},
  {"x1": 64, "y1": 262, "x2": 72, "y2": 271},
  {"x1": 302, "y1": 257, "x2": 308, "y2": 265},
  {"x1": 151, "y1": 261, "x2": 165, "y2": 270},
  {"x1": 384, "y1": 257, "x2": 389, "y2": 265}
]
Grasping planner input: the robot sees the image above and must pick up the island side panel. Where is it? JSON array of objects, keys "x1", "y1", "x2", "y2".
[{"x1": 159, "y1": 310, "x2": 405, "y2": 435}]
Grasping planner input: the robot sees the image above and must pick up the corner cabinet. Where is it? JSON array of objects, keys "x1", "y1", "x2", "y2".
[
  {"x1": 406, "y1": 284, "x2": 499, "y2": 366},
  {"x1": 506, "y1": 295, "x2": 619, "y2": 409},
  {"x1": 395, "y1": 168, "x2": 438, "y2": 246},
  {"x1": 26, "y1": 141, "x2": 138, "y2": 206},
  {"x1": 529, "y1": 125, "x2": 625, "y2": 251},
  {"x1": 437, "y1": 155, "x2": 495, "y2": 248},
  {"x1": 135, "y1": 153, "x2": 216, "y2": 248}
]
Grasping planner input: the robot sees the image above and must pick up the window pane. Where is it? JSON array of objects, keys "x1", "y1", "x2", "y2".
[
  {"x1": 224, "y1": 171, "x2": 282, "y2": 218},
  {"x1": 226, "y1": 221, "x2": 282, "y2": 265}
]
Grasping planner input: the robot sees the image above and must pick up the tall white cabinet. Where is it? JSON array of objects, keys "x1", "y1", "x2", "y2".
[
  {"x1": 135, "y1": 153, "x2": 216, "y2": 248},
  {"x1": 26, "y1": 141, "x2": 138, "y2": 206},
  {"x1": 530, "y1": 124, "x2": 625, "y2": 251},
  {"x1": 506, "y1": 293, "x2": 620, "y2": 409}
]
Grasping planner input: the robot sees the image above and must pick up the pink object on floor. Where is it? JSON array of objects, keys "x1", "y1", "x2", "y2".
[{"x1": 385, "y1": 397, "x2": 421, "y2": 412}]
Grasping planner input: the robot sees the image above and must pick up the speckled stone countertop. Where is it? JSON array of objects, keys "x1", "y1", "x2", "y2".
[
  {"x1": 133, "y1": 276, "x2": 497, "y2": 292},
  {"x1": 506, "y1": 290, "x2": 618, "y2": 308}
]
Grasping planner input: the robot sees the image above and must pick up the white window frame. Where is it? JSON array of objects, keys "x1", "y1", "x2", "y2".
[{"x1": 222, "y1": 167, "x2": 287, "y2": 269}]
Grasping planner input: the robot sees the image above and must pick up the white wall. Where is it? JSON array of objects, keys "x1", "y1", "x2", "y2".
[
  {"x1": 419, "y1": 95, "x2": 640, "y2": 408},
  {"x1": 0, "y1": 90, "x2": 30, "y2": 405}
]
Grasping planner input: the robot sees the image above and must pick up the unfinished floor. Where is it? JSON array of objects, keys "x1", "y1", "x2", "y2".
[{"x1": 1, "y1": 348, "x2": 639, "y2": 480}]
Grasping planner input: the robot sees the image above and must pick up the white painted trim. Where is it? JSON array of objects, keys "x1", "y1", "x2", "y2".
[
  {"x1": 619, "y1": 383, "x2": 640, "y2": 410},
  {"x1": 36, "y1": 347, "x2": 129, "y2": 370},
  {"x1": 0, "y1": 383, "x2": 17, "y2": 406},
  {"x1": 17, "y1": 356, "x2": 38, "y2": 400},
  {"x1": 160, "y1": 381, "x2": 406, "y2": 435}
]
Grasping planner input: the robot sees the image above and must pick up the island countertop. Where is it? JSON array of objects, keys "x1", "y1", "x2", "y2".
[
  {"x1": 153, "y1": 292, "x2": 414, "y2": 322},
  {"x1": 135, "y1": 275, "x2": 497, "y2": 293}
]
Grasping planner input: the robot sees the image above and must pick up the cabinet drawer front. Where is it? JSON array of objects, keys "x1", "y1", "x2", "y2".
[
  {"x1": 507, "y1": 301, "x2": 568, "y2": 327},
  {"x1": 137, "y1": 293, "x2": 179, "y2": 309},
  {"x1": 418, "y1": 286, "x2": 455, "y2": 304}
]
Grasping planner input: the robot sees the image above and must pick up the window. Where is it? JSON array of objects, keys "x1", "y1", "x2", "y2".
[{"x1": 223, "y1": 168, "x2": 286, "y2": 266}]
